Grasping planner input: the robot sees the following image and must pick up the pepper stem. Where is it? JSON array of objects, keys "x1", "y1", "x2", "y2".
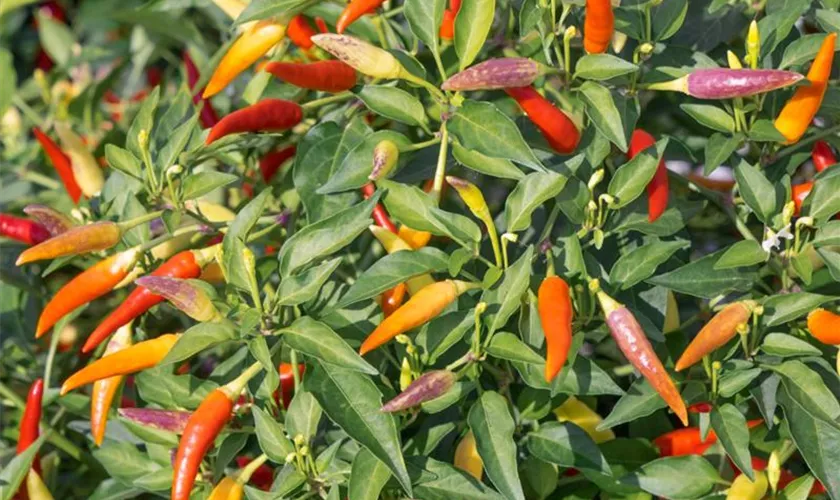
[
  {"x1": 117, "y1": 210, "x2": 166, "y2": 233},
  {"x1": 221, "y1": 361, "x2": 264, "y2": 399},
  {"x1": 642, "y1": 76, "x2": 689, "y2": 94},
  {"x1": 431, "y1": 124, "x2": 449, "y2": 205},
  {"x1": 235, "y1": 453, "x2": 269, "y2": 485},
  {"x1": 545, "y1": 249, "x2": 556, "y2": 277}
]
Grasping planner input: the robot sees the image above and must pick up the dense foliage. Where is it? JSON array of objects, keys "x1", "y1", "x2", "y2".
[{"x1": 2, "y1": 0, "x2": 840, "y2": 499}]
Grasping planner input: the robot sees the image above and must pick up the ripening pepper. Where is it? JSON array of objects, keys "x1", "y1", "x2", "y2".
[
  {"x1": 311, "y1": 34, "x2": 408, "y2": 80},
  {"x1": 361, "y1": 183, "x2": 398, "y2": 234},
  {"x1": 728, "y1": 470, "x2": 768, "y2": 500},
  {"x1": 446, "y1": 176, "x2": 502, "y2": 266},
  {"x1": 398, "y1": 225, "x2": 433, "y2": 249},
  {"x1": 61, "y1": 334, "x2": 181, "y2": 394},
  {"x1": 439, "y1": 8, "x2": 456, "y2": 41},
  {"x1": 23, "y1": 205, "x2": 74, "y2": 237},
  {"x1": 16, "y1": 221, "x2": 121, "y2": 266},
  {"x1": 807, "y1": 308, "x2": 840, "y2": 345},
  {"x1": 32, "y1": 127, "x2": 82, "y2": 203},
  {"x1": 381, "y1": 283, "x2": 407, "y2": 318},
  {"x1": 675, "y1": 301, "x2": 754, "y2": 371},
  {"x1": 775, "y1": 33, "x2": 837, "y2": 144},
  {"x1": 172, "y1": 363, "x2": 263, "y2": 500},
  {"x1": 264, "y1": 60, "x2": 357, "y2": 93},
  {"x1": 205, "y1": 99, "x2": 303, "y2": 144},
  {"x1": 90, "y1": 324, "x2": 132, "y2": 446},
  {"x1": 36, "y1": 248, "x2": 141, "y2": 338},
  {"x1": 454, "y1": 431, "x2": 483, "y2": 481},
  {"x1": 792, "y1": 182, "x2": 813, "y2": 216},
  {"x1": 648, "y1": 69, "x2": 803, "y2": 99},
  {"x1": 54, "y1": 122, "x2": 105, "y2": 198},
  {"x1": 538, "y1": 276, "x2": 574, "y2": 382},
  {"x1": 118, "y1": 407, "x2": 192, "y2": 434},
  {"x1": 203, "y1": 20, "x2": 287, "y2": 98},
  {"x1": 368, "y1": 225, "x2": 435, "y2": 295},
  {"x1": 0, "y1": 214, "x2": 51, "y2": 246},
  {"x1": 135, "y1": 276, "x2": 221, "y2": 322},
  {"x1": 554, "y1": 396, "x2": 615, "y2": 443},
  {"x1": 442, "y1": 58, "x2": 543, "y2": 92},
  {"x1": 359, "y1": 280, "x2": 479, "y2": 355},
  {"x1": 26, "y1": 469, "x2": 54, "y2": 500},
  {"x1": 369, "y1": 140, "x2": 400, "y2": 181},
  {"x1": 381, "y1": 370, "x2": 456, "y2": 412},
  {"x1": 505, "y1": 86, "x2": 580, "y2": 154},
  {"x1": 595, "y1": 285, "x2": 688, "y2": 425},
  {"x1": 336, "y1": 0, "x2": 385, "y2": 34},
  {"x1": 628, "y1": 129, "x2": 670, "y2": 222},
  {"x1": 812, "y1": 141, "x2": 837, "y2": 173},
  {"x1": 654, "y1": 419, "x2": 764, "y2": 456},
  {"x1": 287, "y1": 15, "x2": 317, "y2": 50},
  {"x1": 583, "y1": 0, "x2": 614, "y2": 54}
]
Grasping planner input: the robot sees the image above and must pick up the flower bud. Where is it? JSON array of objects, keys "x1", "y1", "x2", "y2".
[
  {"x1": 727, "y1": 51, "x2": 743, "y2": 70},
  {"x1": 767, "y1": 450, "x2": 781, "y2": 493},
  {"x1": 370, "y1": 140, "x2": 400, "y2": 181},
  {"x1": 16, "y1": 220, "x2": 121, "y2": 266},
  {"x1": 23, "y1": 204, "x2": 75, "y2": 236},
  {"x1": 311, "y1": 34, "x2": 405, "y2": 79},
  {"x1": 441, "y1": 58, "x2": 542, "y2": 91},
  {"x1": 381, "y1": 370, "x2": 456, "y2": 412},
  {"x1": 747, "y1": 21, "x2": 760, "y2": 69},
  {"x1": 118, "y1": 408, "x2": 192, "y2": 434},
  {"x1": 135, "y1": 276, "x2": 220, "y2": 322}
]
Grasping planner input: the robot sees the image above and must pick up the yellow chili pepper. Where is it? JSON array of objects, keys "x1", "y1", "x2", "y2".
[
  {"x1": 397, "y1": 225, "x2": 432, "y2": 249},
  {"x1": 369, "y1": 225, "x2": 435, "y2": 295},
  {"x1": 454, "y1": 431, "x2": 483, "y2": 481},
  {"x1": 311, "y1": 34, "x2": 407, "y2": 80},
  {"x1": 204, "y1": 21, "x2": 288, "y2": 98},
  {"x1": 91, "y1": 323, "x2": 132, "y2": 446},
  {"x1": 26, "y1": 470, "x2": 54, "y2": 500},
  {"x1": 16, "y1": 221, "x2": 121, "y2": 266},
  {"x1": 553, "y1": 396, "x2": 615, "y2": 443},
  {"x1": 746, "y1": 20, "x2": 760, "y2": 70},
  {"x1": 727, "y1": 470, "x2": 768, "y2": 500},
  {"x1": 446, "y1": 176, "x2": 502, "y2": 266}
]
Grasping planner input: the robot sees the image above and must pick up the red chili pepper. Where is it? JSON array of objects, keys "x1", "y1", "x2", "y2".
[
  {"x1": 234, "y1": 456, "x2": 274, "y2": 491},
  {"x1": 361, "y1": 183, "x2": 398, "y2": 234},
  {"x1": 0, "y1": 214, "x2": 51, "y2": 246},
  {"x1": 538, "y1": 276, "x2": 573, "y2": 382},
  {"x1": 32, "y1": 127, "x2": 82, "y2": 203},
  {"x1": 274, "y1": 363, "x2": 305, "y2": 408},
  {"x1": 654, "y1": 419, "x2": 763, "y2": 456},
  {"x1": 628, "y1": 129, "x2": 669, "y2": 222},
  {"x1": 687, "y1": 402, "x2": 713, "y2": 413},
  {"x1": 83, "y1": 248, "x2": 213, "y2": 353},
  {"x1": 583, "y1": 0, "x2": 614, "y2": 54},
  {"x1": 315, "y1": 17, "x2": 329, "y2": 34},
  {"x1": 287, "y1": 15, "x2": 317, "y2": 50},
  {"x1": 440, "y1": 9, "x2": 456, "y2": 40},
  {"x1": 183, "y1": 50, "x2": 220, "y2": 129},
  {"x1": 812, "y1": 140, "x2": 837, "y2": 173},
  {"x1": 37, "y1": 248, "x2": 140, "y2": 338},
  {"x1": 381, "y1": 283, "x2": 407, "y2": 318},
  {"x1": 205, "y1": 99, "x2": 303, "y2": 145},
  {"x1": 259, "y1": 146, "x2": 297, "y2": 183},
  {"x1": 17, "y1": 379, "x2": 44, "y2": 478},
  {"x1": 792, "y1": 182, "x2": 813, "y2": 216},
  {"x1": 264, "y1": 60, "x2": 357, "y2": 93},
  {"x1": 336, "y1": 0, "x2": 386, "y2": 33},
  {"x1": 505, "y1": 86, "x2": 580, "y2": 154}
]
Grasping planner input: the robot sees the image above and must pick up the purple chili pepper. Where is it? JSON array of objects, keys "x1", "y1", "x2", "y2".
[
  {"x1": 118, "y1": 407, "x2": 192, "y2": 433},
  {"x1": 442, "y1": 58, "x2": 544, "y2": 91},
  {"x1": 135, "y1": 276, "x2": 219, "y2": 322},
  {"x1": 381, "y1": 371, "x2": 456, "y2": 412},
  {"x1": 23, "y1": 204, "x2": 74, "y2": 236},
  {"x1": 647, "y1": 69, "x2": 803, "y2": 99}
]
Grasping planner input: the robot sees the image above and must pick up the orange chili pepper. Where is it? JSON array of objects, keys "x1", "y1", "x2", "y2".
[
  {"x1": 505, "y1": 86, "x2": 580, "y2": 154},
  {"x1": 208, "y1": 454, "x2": 269, "y2": 500},
  {"x1": 807, "y1": 308, "x2": 840, "y2": 345},
  {"x1": 359, "y1": 280, "x2": 479, "y2": 355},
  {"x1": 454, "y1": 431, "x2": 483, "y2": 481},
  {"x1": 336, "y1": 0, "x2": 385, "y2": 34},
  {"x1": 583, "y1": 0, "x2": 614, "y2": 54},
  {"x1": 172, "y1": 363, "x2": 263, "y2": 500},
  {"x1": 16, "y1": 221, "x2": 121, "y2": 266},
  {"x1": 205, "y1": 99, "x2": 303, "y2": 144},
  {"x1": 628, "y1": 129, "x2": 669, "y2": 222},
  {"x1": 774, "y1": 33, "x2": 837, "y2": 144},
  {"x1": 538, "y1": 276, "x2": 573, "y2": 382},
  {"x1": 32, "y1": 127, "x2": 82, "y2": 203},
  {"x1": 203, "y1": 20, "x2": 287, "y2": 98},
  {"x1": 287, "y1": 15, "x2": 317, "y2": 50},
  {"x1": 439, "y1": 8, "x2": 456, "y2": 41},
  {"x1": 792, "y1": 182, "x2": 813, "y2": 216},
  {"x1": 397, "y1": 225, "x2": 432, "y2": 249},
  {"x1": 90, "y1": 324, "x2": 132, "y2": 446},
  {"x1": 60, "y1": 334, "x2": 180, "y2": 394},
  {"x1": 675, "y1": 301, "x2": 754, "y2": 371},
  {"x1": 654, "y1": 419, "x2": 763, "y2": 456},
  {"x1": 381, "y1": 282, "x2": 407, "y2": 318},
  {"x1": 36, "y1": 248, "x2": 141, "y2": 338},
  {"x1": 264, "y1": 60, "x2": 357, "y2": 93},
  {"x1": 594, "y1": 283, "x2": 688, "y2": 425}
]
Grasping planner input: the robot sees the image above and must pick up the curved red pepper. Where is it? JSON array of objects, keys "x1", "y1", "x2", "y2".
[
  {"x1": 628, "y1": 129, "x2": 669, "y2": 222},
  {"x1": 361, "y1": 183, "x2": 398, "y2": 234},
  {"x1": 32, "y1": 127, "x2": 83, "y2": 203},
  {"x1": 264, "y1": 60, "x2": 357, "y2": 93},
  {"x1": 205, "y1": 99, "x2": 303, "y2": 144},
  {"x1": 0, "y1": 214, "x2": 51, "y2": 246},
  {"x1": 17, "y1": 379, "x2": 44, "y2": 481},
  {"x1": 336, "y1": 0, "x2": 386, "y2": 34},
  {"x1": 259, "y1": 146, "x2": 297, "y2": 183},
  {"x1": 813, "y1": 140, "x2": 837, "y2": 173},
  {"x1": 505, "y1": 86, "x2": 580, "y2": 154},
  {"x1": 287, "y1": 15, "x2": 317, "y2": 50}
]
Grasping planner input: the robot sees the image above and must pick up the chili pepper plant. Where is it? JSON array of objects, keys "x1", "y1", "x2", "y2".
[{"x1": 3, "y1": 0, "x2": 840, "y2": 499}]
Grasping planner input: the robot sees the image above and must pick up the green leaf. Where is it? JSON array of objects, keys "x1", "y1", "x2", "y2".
[
  {"x1": 735, "y1": 160, "x2": 782, "y2": 224},
  {"x1": 468, "y1": 391, "x2": 526, "y2": 500},
  {"x1": 608, "y1": 138, "x2": 667, "y2": 208},
  {"x1": 651, "y1": 0, "x2": 688, "y2": 40},
  {"x1": 680, "y1": 104, "x2": 735, "y2": 133},
  {"x1": 598, "y1": 379, "x2": 667, "y2": 430},
  {"x1": 528, "y1": 422, "x2": 611, "y2": 474},
  {"x1": 135, "y1": 367, "x2": 218, "y2": 410},
  {"x1": 748, "y1": 120, "x2": 787, "y2": 143},
  {"x1": 771, "y1": 360, "x2": 840, "y2": 426},
  {"x1": 305, "y1": 362, "x2": 412, "y2": 495},
  {"x1": 780, "y1": 33, "x2": 837, "y2": 69},
  {"x1": 762, "y1": 293, "x2": 835, "y2": 327},
  {"x1": 719, "y1": 367, "x2": 763, "y2": 398},
  {"x1": 91, "y1": 441, "x2": 165, "y2": 485},
  {"x1": 105, "y1": 145, "x2": 144, "y2": 180},
  {"x1": 277, "y1": 317, "x2": 377, "y2": 374},
  {"x1": 703, "y1": 133, "x2": 742, "y2": 175},
  {"x1": 575, "y1": 54, "x2": 639, "y2": 80},
  {"x1": 454, "y1": 0, "x2": 496, "y2": 70},
  {"x1": 422, "y1": 381, "x2": 476, "y2": 414},
  {"x1": 36, "y1": 11, "x2": 75, "y2": 66},
  {"x1": 253, "y1": 406, "x2": 295, "y2": 463},
  {"x1": 357, "y1": 86, "x2": 429, "y2": 129},
  {"x1": 610, "y1": 240, "x2": 688, "y2": 289},
  {"x1": 348, "y1": 449, "x2": 392, "y2": 500},
  {"x1": 409, "y1": 456, "x2": 506, "y2": 500},
  {"x1": 714, "y1": 240, "x2": 768, "y2": 269},
  {"x1": 814, "y1": 221, "x2": 840, "y2": 247},
  {"x1": 452, "y1": 143, "x2": 526, "y2": 180},
  {"x1": 278, "y1": 194, "x2": 380, "y2": 277},
  {"x1": 333, "y1": 247, "x2": 450, "y2": 309},
  {"x1": 449, "y1": 100, "x2": 544, "y2": 171},
  {"x1": 817, "y1": 247, "x2": 840, "y2": 282},
  {"x1": 620, "y1": 456, "x2": 723, "y2": 498},
  {"x1": 817, "y1": 8, "x2": 840, "y2": 34},
  {"x1": 127, "y1": 87, "x2": 160, "y2": 161},
  {"x1": 0, "y1": 49, "x2": 15, "y2": 117},
  {"x1": 223, "y1": 190, "x2": 271, "y2": 291},
  {"x1": 481, "y1": 246, "x2": 534, "y2": 334},
  {"x1": 276, "y1": 257, "x2": 342, "y2": 307},
  {"x1": 487, "y1": 332, "x2": 545, "y2": 364},
  {"x1": 646, "y1": 249, "x2": 757, "y2": 298},
  {"x1": 580, "y1": 81, "x2": 630, "y2": 152},
  {"x1": 0, "y1": 433, "x2": 48, "y2": 500},
  {"x1": 285, "y1": 392, "x2": 322, "y2": 443},
  {"x1": 234, "y1": 0, "x2": 314, "y2": 24},
  {"x1": 160, "y1": 322, "x2": 236, "y2": 366},
  {"x1": 318, "y1": 131, "x2": 412, "y2": 194},
  {"x1": 505, "y1": 171, "x2": 567, "y2": 232},
  {"x1": 181, "y1": 172, "x2": 238, "y2": 201},
  {"x1": 404, "y1": 0, "x2": 446, "y2": 56},
  {"x1": 804, "y1": 171, "x2": 840, "y2": 222},
  {"x1": 761, "y1": 333, "x2": 822, "y2": 358},
  {"x1": 710, "y1": 404, "x2": 754, "y2": 480}
]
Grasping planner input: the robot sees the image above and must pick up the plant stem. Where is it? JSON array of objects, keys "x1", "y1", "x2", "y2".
[
  {"x1": 774, "y1": 123, "x2": 840, "y2": 161},
  {"x1": 301, "y1": 92, "x2": 354, "y2": 110},
  {"x1": 401, "y1": 136, "x2": 442, "y2": 152},
  {"x1": 431, "y1": 124, "x2": 449, "y2": 204}
]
